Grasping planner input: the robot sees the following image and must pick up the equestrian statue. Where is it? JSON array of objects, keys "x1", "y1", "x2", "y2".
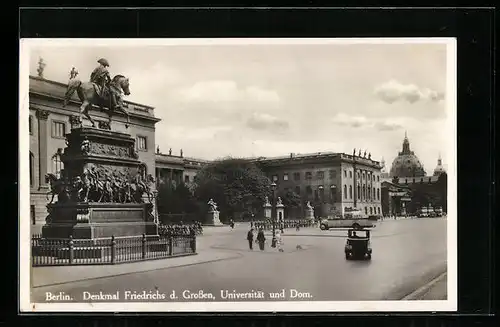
[{"x1": 63, "y1": 58, "x2": 131, "y2": 129}]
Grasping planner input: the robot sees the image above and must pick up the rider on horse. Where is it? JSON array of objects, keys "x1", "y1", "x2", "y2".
[{"x1": 90, "y1": 58, "x2": 119, "y2": 110}]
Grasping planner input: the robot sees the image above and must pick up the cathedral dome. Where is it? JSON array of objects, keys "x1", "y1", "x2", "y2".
[{"x1": 389, "y1": 132, "x2": 426, "y2": 178}]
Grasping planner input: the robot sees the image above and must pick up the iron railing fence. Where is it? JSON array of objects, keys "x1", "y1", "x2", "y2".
[{"x1": 31, "y1": 234, "x2": 196, "y2": 267}]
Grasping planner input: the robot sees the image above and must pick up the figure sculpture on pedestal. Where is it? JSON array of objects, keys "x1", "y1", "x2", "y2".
[
  {"x1": 208, "y1": 199, "x2": 218, "y2": 212},
  {"x1": 277, "y1": 197, "x2": 283, "y2": 206},
  {"x1": 306, "y1": 201, "x2": 313, "y2": 209}
]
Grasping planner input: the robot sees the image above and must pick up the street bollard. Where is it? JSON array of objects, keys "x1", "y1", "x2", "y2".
[{"x1": 142, "y1": 234, "x2": 147, "y2": 259}]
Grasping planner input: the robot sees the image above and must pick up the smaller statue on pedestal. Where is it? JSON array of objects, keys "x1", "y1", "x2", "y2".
[
  {"x1": 81, "y1": 137, "x2": 90, "y2": 155},
  {"x1": 208, "y1": 198, "x2": 218, "y2": 212},
  {"x1": 277, "y1": 197, "x2": 283, "y2": 206},
  {"x1": 264, "y1": 196, "x2": 271, "y2": 206},
  {"x1": 306, "y1": 201, "x2": 313, "y2": 209}
]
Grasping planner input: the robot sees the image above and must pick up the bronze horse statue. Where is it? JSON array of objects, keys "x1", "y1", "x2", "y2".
[{"x1": 63, "y1": 74, "x2": 131, "y2": 128}]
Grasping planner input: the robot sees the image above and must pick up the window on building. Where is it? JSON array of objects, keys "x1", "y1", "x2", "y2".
[
  {"x1": 362, "y1": 185, "x2": 366, "y2": 199},
  {"x1": 139, "y1": 163, "x2": 148, "y2": 179},
  {"x1": 319, "y1": 186, "x2": 325, "y2": 200},
  {"x1": 378, "y1": 207, "x2": 381, "y2": 214},
  {"x1": 373, "y1": 187, "x2": 376, "y2": 200},
  {"x1": 31, "y1": 205, "x2": 36, "y2": 225},
  {"x1": 344, "y1": 170, "x2": 347, "y2": 178},
  {"x1": 314, "y1": 189, "x2": 319, "y2": 201},
  {"x1": 51, "y1": 121, "x2": 66, "y2": 138},
  {"x1": 349, "y1": 185, "x2": 353, "y2": 199},
  {"x1": 377, "y1": 188, "x2": 380, "y2": 200},
  {"x1": 272, "y1": 175, "x2": 278, "y2": 182},
  {"x1": 368, "y1": 187, "x2": 371, "y2": 199},
  {"x1": 362, "y1": 172, "x2": 365, "y2": 180},
  {"x1": 365, "y1": 207, "x2": 368, "y2": 215},
  {"x1": 306, "y1": 186, "x2": 313, "y2": 196},
  {"x1": 344, "y1": 185, "x2": 347, "y2": 199},
  {"x1": 29, "y1": 116, "x2": 33, "y2": 135},
  {"x1": 370, "y1": 207, "x2": 373, "y2": 215},
  {"x1": 184, "y1": 175, "x2": 190, "y2": 183},
  {"x1": 305, "y1": 172, "x2": 312, "y2": 180},
  {"x1": 329, "y1": 170, "x2": 336, "y2": 179},
  {"x1": 316, "y1": 171, "x2": 324, "y2": 179},
  {"x1": 377, "y1": 175, "x2": 380, "y2": 182},
  {"x1": 329, "y1": 186, "x2": 336, "y2": 202},
  {"x1": 349, "y1": 171, "x2": 352, "y2": 178},
  {"x1": 357, "y1": 185, "x2": 361, "y2": 200},
  {"x1": 283, "y1": 173, "x2": 289, "y2": 181},
  {"x1": 137, "y1": 136, "x2": 148, "y2": 151},
  {"x1": 295, "y1": 186, "x2": 301, "y2": 195},
  {"x1": 51, "y1": 151, "x2": 64, "y2": 178},
  {"x1": 293, "y1": 172, "x2": 300, "y2": 181},
  {"x1": 29, "y1": 152, "x2": 34, "y2": 187}
]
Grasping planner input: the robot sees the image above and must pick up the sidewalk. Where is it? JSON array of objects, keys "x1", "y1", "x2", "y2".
[
  {"x1": 32, "y1": 249, "x2": 242, "y2": 288},
  {"x1": 403, "y1": 272, "x2": 447, "y2": 301}
]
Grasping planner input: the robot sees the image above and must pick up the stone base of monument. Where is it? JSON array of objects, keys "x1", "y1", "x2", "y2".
[
  {"x1": 41, "y1": 202, "x2": 158, "y2": 239},
  {"x1": 305, "y1": 208, "x2": 315, "y2": 221},
  {"x1": 204, "y1": 210, "x2": 224, "y2": 226}
]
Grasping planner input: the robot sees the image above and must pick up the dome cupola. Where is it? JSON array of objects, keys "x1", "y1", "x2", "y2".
[{"x1": 389, "y1": 131, "x2": 426, "y2": 178}]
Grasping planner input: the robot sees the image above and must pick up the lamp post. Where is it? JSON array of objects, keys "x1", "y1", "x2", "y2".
[
  {"x1": 318, "y1": 185, "x2": 324, "y2": 218},
  {"x1": 271, "y1": 181, "x2": 277, "y2": 248}
]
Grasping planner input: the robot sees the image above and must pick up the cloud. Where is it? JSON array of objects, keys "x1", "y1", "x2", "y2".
[
  {"x1": 332, "y1": 113, "x2": 369, "y2": 128},
  {"x1": 246, "y1": 113, "x2": 289, "y2": 131},
  {"x1": 373, "y1": 121, "x2": 404, "y2": 131},
  {"x1": 374, "y1": 79, "x2": 445, "y2": 104},
  {"x1": 332, "y1": 113, "x2": 408, "y2": 132},
  {"x1": 177, "y1": 80, "x2": 281, "y2": 107}
]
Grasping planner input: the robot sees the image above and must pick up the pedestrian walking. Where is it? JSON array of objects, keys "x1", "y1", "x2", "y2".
[
  {"x1": 247, "y1": 228, "x2": 254, "y2": 250},
  {"x1": 257, "y1": 228, "x2": 266, "y2": 251}
]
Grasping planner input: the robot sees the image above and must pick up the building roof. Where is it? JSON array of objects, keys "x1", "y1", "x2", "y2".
[{"x1": 255, "y1": 152, "x2": 382, "y2": 169}]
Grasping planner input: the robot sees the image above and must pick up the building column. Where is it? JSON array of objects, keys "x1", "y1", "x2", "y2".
[{"x1": 36, "y1": 109, "x2": 49, "y2": 189}]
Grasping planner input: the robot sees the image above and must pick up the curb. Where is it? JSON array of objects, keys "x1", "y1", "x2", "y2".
[
  {"x1": 33, "y1": 252, "x2": 243, "y2": 289},
  {"x1": 401, "y1": 271, "x2": 447, "y2": 300}
]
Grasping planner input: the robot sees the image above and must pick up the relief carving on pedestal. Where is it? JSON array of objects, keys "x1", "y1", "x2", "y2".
[{"x1": 85, "y1": 142, "x2": 131, "y2": 158}]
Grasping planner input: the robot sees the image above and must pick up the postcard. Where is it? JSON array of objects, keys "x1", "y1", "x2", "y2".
[{"x1": 19, "y1": 38, "x2": 457, "y2": 312}]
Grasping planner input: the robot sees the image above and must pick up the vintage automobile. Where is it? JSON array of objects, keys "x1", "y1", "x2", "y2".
[{"x1": 344, "y1": 228, "x2": 372, "y2": 260}]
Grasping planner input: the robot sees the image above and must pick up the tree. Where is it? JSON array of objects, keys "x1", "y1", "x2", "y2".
[
  {"x1": 157, "y1": 183, "x2": 200, "y2": 215},
  {"x1": 193, "y1": 157, "x2": 272, "y2": 222},
  {"x1": 279, "y1": 189, "x2": 301, "y2": 208}
]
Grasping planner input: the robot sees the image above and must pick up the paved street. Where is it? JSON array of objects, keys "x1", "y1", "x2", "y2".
[{"x1": 32, "y1": 218, "x2": 447, "y2": 302}]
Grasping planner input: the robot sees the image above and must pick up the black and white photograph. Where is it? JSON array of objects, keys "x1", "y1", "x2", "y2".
[{"x1": 19, "y1": 38, "x2": 457, "y2": 312}]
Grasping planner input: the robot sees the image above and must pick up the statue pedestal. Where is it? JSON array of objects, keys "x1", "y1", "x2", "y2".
[
  {"x1": 205, "y1": 210, "x2": 223, "y2": 226},
  {"x1": 305, "y1": 207, "x2": 315, "y2": 220},
  {"x1": 263, "y1": 204, "x2": 272, "y2": 219},
  {"x1": 276, "y1": 203, "x2": 285, "y2": 221},
  {"x1": 41, "y1": 126, "x2": 159, "y2": 240},
  {"x1": 42, "y1": 202, "x2": 158, "y2": 239}
]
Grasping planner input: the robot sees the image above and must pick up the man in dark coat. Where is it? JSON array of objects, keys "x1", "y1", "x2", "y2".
[
  {"x1": 90, "y1": 58, "x2": 111, "y2": 98},
  {"x1": 247, "y1": 228, "x2": 254, "y2": 250},
  {"x1": 257, "y1": 228, "x2": 266, "y2": 251}
]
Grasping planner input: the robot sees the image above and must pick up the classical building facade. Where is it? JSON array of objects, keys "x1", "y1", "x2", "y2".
[
  {"x1": 155, "y1": 149, "x2": 210, "y2": 191},
  {"x1": 29, "y1": 75, "x2": 161, "y2": 233},
  {"x1": 255, "y1": 152, "x2": 383, "y2": 218},
  {"x1": 381, "y1": 133, "x2": 448, "y2": 216}
]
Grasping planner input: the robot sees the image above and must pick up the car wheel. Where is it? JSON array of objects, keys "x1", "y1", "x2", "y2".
[
  {"x1": 352, "y1": 223, "x2": 360, "y2": 229},
  {"x1": 366, "y1": 254, "x2": 372, "y2": 260},
  {"x1": 320, "y1": 224, "x2": 327, "y2": 230},
  {"x1": 345, "y1": 254, "x2": 350, "y2": 260}
]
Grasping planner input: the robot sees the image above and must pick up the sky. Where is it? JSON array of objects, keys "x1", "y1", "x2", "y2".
[{"x1": 28, "y1": 40, "x2": 451, "y2": 175}]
